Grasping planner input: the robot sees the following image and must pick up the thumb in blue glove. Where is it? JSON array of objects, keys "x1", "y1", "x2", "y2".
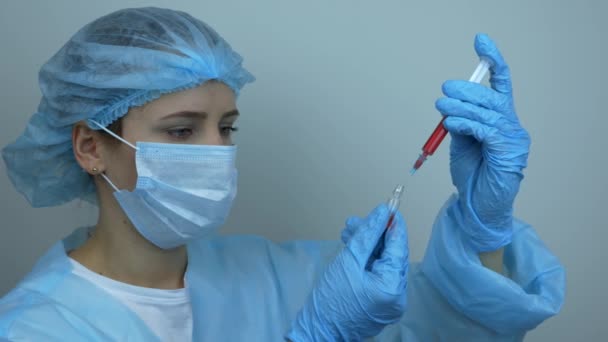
[
  {"x1": 286, "y1": 204, "x2": 409, "y2": 341},
  {"x1": 435, "y1": 33, "x2": 531, "y2": 252}
]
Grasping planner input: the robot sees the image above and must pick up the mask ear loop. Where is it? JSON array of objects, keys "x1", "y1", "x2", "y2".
[
  {"x1": 88, "y1": 119, "x2": 137, "y2": 192},
  {"x1": 89, "y1": 119, "x2": 139, "y2": 150},
  {"x1": 99, "y1": 173, "x2": 120, "y2": 192}
]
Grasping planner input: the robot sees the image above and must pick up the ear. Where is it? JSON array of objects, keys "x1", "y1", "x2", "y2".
[{"x1": 72, "y1": 121, "x2": 106, "y2": 175}]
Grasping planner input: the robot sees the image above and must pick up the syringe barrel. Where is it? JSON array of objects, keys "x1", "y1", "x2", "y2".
[{"x1": 421, "y1": 117, "x2": 449, "y2": 155}]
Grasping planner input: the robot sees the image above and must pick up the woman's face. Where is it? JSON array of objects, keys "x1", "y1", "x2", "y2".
[{"x1": 101, "y1": 81, "x2": 238, "y2": 191}]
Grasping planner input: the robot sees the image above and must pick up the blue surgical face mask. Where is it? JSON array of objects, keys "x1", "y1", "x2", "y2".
[{"x1": 91, "y1": 120, "x2": 237, "y2": 249}]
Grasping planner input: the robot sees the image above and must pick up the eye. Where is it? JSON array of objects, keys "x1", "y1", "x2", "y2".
[
  {"x1": 167, "y1": 127, "x2": 193, "y2": 140},
  {"x1": 221, "y1": 126, "x2": 239, "y2": 137}
]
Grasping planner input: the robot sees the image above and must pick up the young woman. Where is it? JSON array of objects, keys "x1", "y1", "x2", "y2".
[{"x1": 0, "y1": 7, "x2": 564, "y2": 341}]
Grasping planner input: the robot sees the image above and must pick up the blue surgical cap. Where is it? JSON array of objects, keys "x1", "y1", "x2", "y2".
[{"x1": 2, "y1": 7, "x2": 255, "y2": 207}]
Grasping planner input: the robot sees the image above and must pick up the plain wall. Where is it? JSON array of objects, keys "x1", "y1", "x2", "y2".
[{"x1": 0, "y1": 0, "x2": 605, "y2": 340}]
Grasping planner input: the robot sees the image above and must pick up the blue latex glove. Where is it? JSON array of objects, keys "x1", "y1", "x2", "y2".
[
  {"x1": 286, "y1": 205, "x2": 409, "y2": 341},
  {"x1": 435, "y1": 33, "x2": 531, "y2": 252}
]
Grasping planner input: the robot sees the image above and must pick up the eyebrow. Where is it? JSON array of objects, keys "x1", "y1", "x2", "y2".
[{"x1": 161, "y1": 109, "x2": 240, "y2": 120}]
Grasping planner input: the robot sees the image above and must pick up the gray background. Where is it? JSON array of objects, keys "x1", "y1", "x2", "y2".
[{"x1": 0, "y1": 0, "x2": 605, "y2": 340}]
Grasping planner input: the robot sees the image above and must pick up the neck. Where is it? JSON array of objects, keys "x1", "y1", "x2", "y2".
[{"x1": 69, "y1": 191, "x2": 188, "y2": 289}]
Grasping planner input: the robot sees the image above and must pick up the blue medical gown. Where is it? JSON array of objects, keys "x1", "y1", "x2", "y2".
[{"x1": 0, "y1": 196, "x2": 564, "y2": 341}]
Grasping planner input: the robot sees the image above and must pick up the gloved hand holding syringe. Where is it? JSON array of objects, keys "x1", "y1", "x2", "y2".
[{"x1": 368, "y1": 58, "x2": 491, "y2": 263}]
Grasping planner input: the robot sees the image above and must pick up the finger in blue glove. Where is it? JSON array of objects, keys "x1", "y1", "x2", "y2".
[
  {"x1": 432, "y1": 33, "x2": 531, "y2": 252},
  {"x1": 286, "y1": 204, "x2": 409, "y2": 341}
]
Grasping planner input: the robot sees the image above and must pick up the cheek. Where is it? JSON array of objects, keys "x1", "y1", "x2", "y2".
[
  {"x1": 123, "y1": 156, "x2": 139, "y2": 191},
  {"x1": 106, "y1": 146, "x2": 138, "y2": 191}
]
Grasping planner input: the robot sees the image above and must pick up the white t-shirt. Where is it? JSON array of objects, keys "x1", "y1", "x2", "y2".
[{"x1": 69, "y1": 258, "x2": 193, "y2": 342}]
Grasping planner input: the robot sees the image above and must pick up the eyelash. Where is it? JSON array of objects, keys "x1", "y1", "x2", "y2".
[
  {"x1": 167, "y1": 127, "x2": 194, "y2": 140},
  {"x1": 166, "y1": 126, "x2": 239, "y2": 140},
  {"x1": 221, "y1": 126, "x2": 239, "y2": 136}
]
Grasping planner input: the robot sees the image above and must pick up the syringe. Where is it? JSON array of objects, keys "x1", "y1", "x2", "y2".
[
  {"x1": 366, "y1": 184, "x2": 405, "y2": 270},
  {"x1": 410, "y1": 58, "x2": 491, "y2": 175}
]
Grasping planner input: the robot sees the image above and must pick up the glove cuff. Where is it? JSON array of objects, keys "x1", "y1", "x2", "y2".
[
  {"x1": 421, "y1": 194, "x2": 565, "y2": 334},
  {"x1": 455, "y1": 193, "x2": 513, "y2": 252},
  {"x1": 285, "y1": 301, "x2": 342, "y2": 342}
]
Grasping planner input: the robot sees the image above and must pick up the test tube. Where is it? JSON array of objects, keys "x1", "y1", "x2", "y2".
[{"x1": 365, "y1": 184, "x2": 404, "y2": 270}]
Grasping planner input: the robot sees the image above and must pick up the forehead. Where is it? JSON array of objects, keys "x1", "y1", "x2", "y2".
[{"x1": 127, "y1": 81, "x2": 237, "y2": 120}]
